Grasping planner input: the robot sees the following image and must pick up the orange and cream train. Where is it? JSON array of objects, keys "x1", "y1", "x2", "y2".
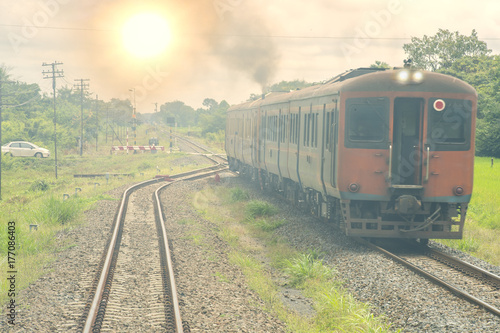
[{"x1": 225, "y1": 68, "x2": 476, "y2": 241}]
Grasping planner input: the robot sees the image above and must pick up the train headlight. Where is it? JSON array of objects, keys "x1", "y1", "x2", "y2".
[
  {"x1": 397, "y1": 70, "x2": 410, "y2": 83},
  {"x1": 412, "y1": 71, "x2": 424, "y2": 83},
  {"x1": 348, "y1": 183, "x2": 360, "y2": 193},
  {"x1": 453, "y1": 186, "x2": 464, "y2": 196},
  {"x1": 396, "y1": 69, "x2": 424, "y2": 84}
]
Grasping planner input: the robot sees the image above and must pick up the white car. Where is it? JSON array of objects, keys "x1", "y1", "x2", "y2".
[{"x1": 2, "y1": 141, "x2": 50, "y2": 158}]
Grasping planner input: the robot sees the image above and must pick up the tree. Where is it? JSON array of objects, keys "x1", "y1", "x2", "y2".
[
  {"x1": 370, "y1": 61, "x2": 390, "y2": 69},
  {"x1": 248, "y1": 79, "x2": 314, "y2": 101},
  {"x1": 158, "y1": 101, "x2": 196, "y2": 127},
  {"x1": 403, "y1": 29, "x2": 491, "y2": 71},
  {"x1": 199, "y1": 100, "x2": 229, "y2": 135},
  {"x1": 437, "y1": 55, "x2": 500, "y2": 157}
]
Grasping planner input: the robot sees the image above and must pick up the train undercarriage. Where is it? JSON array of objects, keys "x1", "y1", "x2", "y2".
[{"x1": 230, "y1": 158, "x2": 466, "y2": 241}]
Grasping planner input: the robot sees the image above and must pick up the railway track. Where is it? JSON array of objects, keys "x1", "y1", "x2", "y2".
[
  {"x1": 79, "y1": 162, "x2": 228, "y2": 332},
  {"x1": 356, "y1": 237, "x2": 500, "y2": 317},
  {"x1": 173, "y1": 134, "x2": 228, "y2": 164}
]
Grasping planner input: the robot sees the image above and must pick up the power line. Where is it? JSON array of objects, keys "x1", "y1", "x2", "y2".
[
  {"x1": 3, "y1": 23, "x2": 500, "y2": 40},
  {"x1": 0, "y1": 23, "x2": 115, "y2": 32},
  {"x1": 42, "y1": 61, "x2": 64, "y2": 179}
]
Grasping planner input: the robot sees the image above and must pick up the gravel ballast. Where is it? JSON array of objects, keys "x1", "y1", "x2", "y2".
[{"x1": 1, "y1": 173, "x2": 499, "y2": 332}]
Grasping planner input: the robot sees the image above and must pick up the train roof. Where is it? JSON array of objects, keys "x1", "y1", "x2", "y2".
[{"x1": 228, "y1": 68, "x2": 477, "y2": 112}]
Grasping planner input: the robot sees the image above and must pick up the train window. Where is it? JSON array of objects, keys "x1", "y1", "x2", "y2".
[
  {"x1": 345, "y1": 97, "x2": 389, "y2": 149},
  {"x1": 285, "y1": 115, "x2": 289, "y2": 142},
  {"x1": 325, "y1": 112, "x2": 330, "y2": 150},
  {"x1": 303, "y1": 114, "x2": 307, "y2": 146},
  {"x1": 314, "y1": 113, "x2": 319, "y2": 147},
  {"x1": 428, "y1": 98, "x2": 472, "y2": 151},
  {"x1": 309, "y1": 113, "x2": 314, "y2": 147}
]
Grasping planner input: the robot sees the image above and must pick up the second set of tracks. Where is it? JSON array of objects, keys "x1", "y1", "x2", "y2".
[
  {"x1": 357, "y1": 237, "x2": 500, "y2": 318},
  {"x1": 79, "y1": 137, "x2": 228, "y2": 332}
]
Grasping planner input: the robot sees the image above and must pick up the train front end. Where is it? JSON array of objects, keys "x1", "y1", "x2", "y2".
[{"x1": 337, "y1": 70, "x2": 477, "y2": 240}]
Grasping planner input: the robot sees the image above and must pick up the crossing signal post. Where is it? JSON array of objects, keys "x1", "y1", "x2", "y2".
[{"x1": 167, "y1": 117, "x2": 175, "y2": 152}]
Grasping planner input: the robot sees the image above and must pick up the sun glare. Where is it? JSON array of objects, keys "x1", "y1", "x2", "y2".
[{"x1": 122, "y1": 13, "x2": 172, "y2": 58}]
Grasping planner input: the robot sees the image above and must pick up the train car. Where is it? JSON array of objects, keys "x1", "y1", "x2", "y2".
[{"x1": 226, "y1": 67, "x2": 477, "y2": 241}]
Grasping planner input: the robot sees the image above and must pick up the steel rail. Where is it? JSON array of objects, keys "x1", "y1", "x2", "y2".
[
  {"x1": 173, "y1": 134, "x2": 214, "y2": 154},
  {"x1": 151, "y1": 166, "x2": 230, "y2": 332},
  {"x1": 173, "y1": 134, "x2": 228, "y2": 165},
  {"x1": 153, "y1": 180, "x2": 183, "y2": 332},
  {"x1": 82, "y1": 163, "x2": 228, "y2": 332},
  {"x1": 82, "y1": 178, "x2": 164, "y2": 333},
  {"x1": 423, "y1": 246, "x2": 500, "y2": 289},
  {"x1": 355, "y1": 237, "x2": 500, "y2": 317}
]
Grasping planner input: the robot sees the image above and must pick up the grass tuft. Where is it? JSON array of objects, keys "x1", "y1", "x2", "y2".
[
  {"x1": 253, "y1": 218, "x2": 287, "y2": 231},
  {"x1": 283, "y1": 251, "x2": 335, "y2": 287},
  {"x1": 229, "y1": 187, "x2": 250, "y2": 202},
  {"x1": 245, "y1": 200, "x2": 278, "y2": 219},
  {"x1": 317, "y1": 286, "x2": 391, "y2": 332},
  {"x1": 29, "y1": 179, "x2": 50, "y2": 192},
  {"x1": 32, "y1": 196, "x2": 83, "y2": 226}
]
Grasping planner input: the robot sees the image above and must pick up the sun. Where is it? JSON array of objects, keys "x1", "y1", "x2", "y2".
[{"x1": 122, "y1": 13, "x2": 172, "y2": 58}]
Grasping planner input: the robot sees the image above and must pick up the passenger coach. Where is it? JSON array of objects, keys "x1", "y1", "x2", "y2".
[{"x1": 226, "y1": 68, "x2": 476, "y2": 241}]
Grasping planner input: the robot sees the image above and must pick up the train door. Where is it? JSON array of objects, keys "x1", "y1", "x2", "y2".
[
  {"x1": 260, "y1": 110, "x2": 267, "y2": 166},
  {"x1": 392, "y1": 98, "x2": 424, "y2": 185},
  {"x1": 330, "y1": 101, "x2": 338, "y2": 188}
]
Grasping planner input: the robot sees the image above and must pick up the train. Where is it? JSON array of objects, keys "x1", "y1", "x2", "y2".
[{"x1": 225, "y1": 67, "x2": 477, "y2": 242}]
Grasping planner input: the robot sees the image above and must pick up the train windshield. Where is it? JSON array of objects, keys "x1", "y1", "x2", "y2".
[
  {"x1": 345, "y1": 97, "x2": 389, "y2": 149},
  {"x1": 427, "y1": 98, "x2": 472, "y2": 151}
]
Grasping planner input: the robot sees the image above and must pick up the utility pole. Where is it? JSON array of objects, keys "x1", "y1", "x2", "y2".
[
  {"x1": 42, "y1": 61, "x2": 63, "y2": 179},
  {"x1": 105, "y1": 106, "x2": 109, "y2": 144},
  {"x1": 74, "y1": 79, "x2": 89, "y2": 156},
  {"x1": 129, "y1": 88, "x2": 136, "y2": 145},
  {"x1": 95, "y1": 94, "x2": 99, "y2": 151},
  {"x1": 0, "y1": 78, "x2": 16, "y2": 200}
]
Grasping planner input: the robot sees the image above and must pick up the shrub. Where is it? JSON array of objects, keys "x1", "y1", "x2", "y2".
[
  {"x1": 32, "y1": 196, "x2": 82, "y2": 225},
  {"x1": 29, "y1": 180, "x2": 50, "y2": 192},
  {"x1": 284, "y1": 251, "x2": 335, "y2": 286},
  {"x1": 245, "y1": 200, "x2": 278, "y2": 219},
  {"x1": 230, "y1": 187, "x2": 250, "y2": 202},
  {"x1": 254, "y1": 218, "x2": 286, "y2": 231}
]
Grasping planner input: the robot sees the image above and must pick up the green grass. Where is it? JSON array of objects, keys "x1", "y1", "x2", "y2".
[
  {"x1": 245, "y1": 200, "x2": 279, "y2": 219},
  {"x1": 467, "y1": 157, "x2": 500, "y2": 229},
  {"x1": 0, "y1": 124, "x2": 219, "y2": 305},
  {"x1": 283, "y1": 251, "x2": 336, "y2": 287},
  {"x1": 438, "y1": 157, "x2": 500, "y2": 265},
  {"x1": 253, "y1": 218, "x2": 287, "y2": 232},
  {"x1": 229, "y1": 187, "x2": 250, "y2": 203},
  {"x1": 193, "y1": 186, "x2": 395, "y2": 332}
]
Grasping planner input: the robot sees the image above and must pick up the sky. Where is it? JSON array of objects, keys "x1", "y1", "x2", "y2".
[{"x1": 1, "y1": 0, "x2": 500, "y2": 113}]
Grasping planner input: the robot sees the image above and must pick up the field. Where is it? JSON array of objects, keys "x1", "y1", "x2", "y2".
[
  {"x1": 438, "y1": 156, "x2": 500, "y2": 265},
  {"x1": 0, "y1": 129, "x2": 212, "y2": 304}
]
